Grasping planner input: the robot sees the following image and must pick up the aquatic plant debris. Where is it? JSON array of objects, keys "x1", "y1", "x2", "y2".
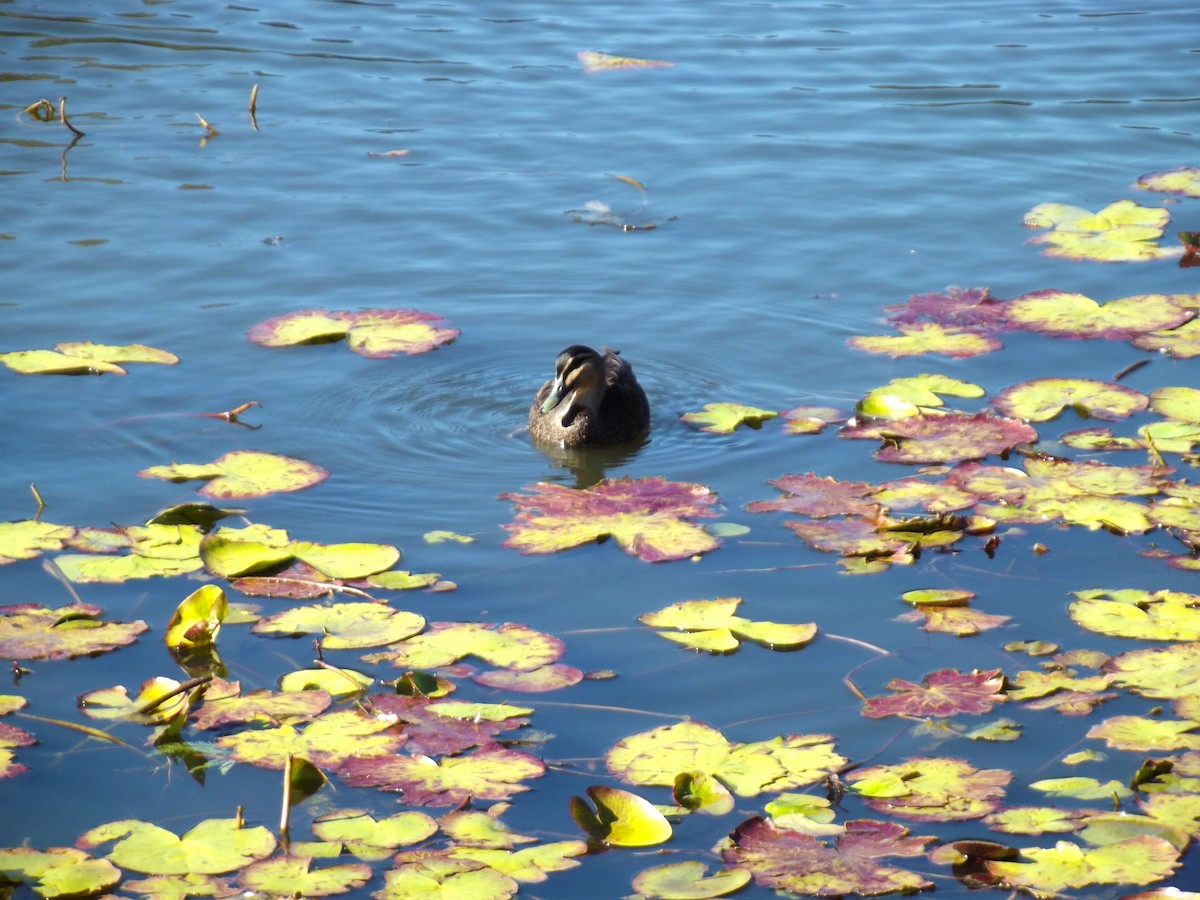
[
  {"x1": 501, "y1": 476, "x2": 722, "y2": 562},
  {"x1": 577, "y1": 50, "x2": 675, "y2": 73},
  {"x1": 247, "y1": 308, "x2": 459, "y2": 357}
]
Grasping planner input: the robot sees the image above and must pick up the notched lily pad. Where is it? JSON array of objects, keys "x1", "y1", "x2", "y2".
[
  {"x1": 985, "y1": 836, "x2": 1181, "y2": 894},
  {"x1": 247, "y1": 308, "x2": 458, "y2": 358},
  {"x1": 848, "y1": 323, "x2": 1002, "y2": 358},
  {"x1": 847, "y1": 757, "x2": 1011, "y2": 821},
  {"x1": 1137, "y1": 165, "x2": 1200, "y2": 198},
  {"x1": 252, "y1": 602, "x2": 425, "y2": 650},
  {"x1": 366, "y1": 621, "x2": 563, "y2": 672},
  {"x1": 1023, "y1": 200, "x2": 1180, "y2": 261},
  {"x1": 139, "y1": 451, "x2": 329, "y2": 499},
  {"x1": 0, "y1": 342, "x2": 178, "y2": 375},
  {"x1": 0, "y1": 847, "x2": 122, "y2": 898},
  {"x1": 862, "y1": 668, "x2": 1006, "y2": 719},
  {"x1": 0, "y1": 603, "x2": 148, "y2": 660},
  {"x1": 992, "y1": 377, "x2": 1148, "y2": 422},
  {"x1": 680, "y1": 402, "x2": 778, "y2": 434},
  {"x1": 631, "y1": 860, "x2": 750, "y2": 899},
  {"x1": 501, "y1": 476, "x2": 721, "y2": 562},
  {"x1": 1005, "y1": 290, "x2": 1193, "y2": 339},
  {"x1": 638, "y1": 596, "x2": 817, "y2": 653},
  {"x1": 76, "y1": 818, "x2": 277, "y2": 876},
  {"x1": 841, "y1": 412, "x2": 1038, "y2": 464},
  {"x1": 1070, "y1": 588, "x2": 1200, "y2": 641}
]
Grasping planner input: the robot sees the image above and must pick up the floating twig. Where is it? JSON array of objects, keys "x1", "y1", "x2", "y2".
[
  {"x1": 248, "y1": 83, "x2": 259, "y2": 131},
  {"x1": 58, "y1": 96, "x2": 85, "y2": 137},
  {"x1": 22, "y1": 99, "x2": 54, "y2": 120},
  {"x1": 279, "y1": 754, "x2": 294, "y2": 851},
  {"x1": 195, "y1": 112, "x2": 219, "y2": 137},
  {"x1": 1113, "y1": 358, "x2": 1150, "y2": 382},
  {"x1": 200, "y1": 400, "x2": 261, "y2": 424},
  {"x1": 17, "y1": 711, "x2": 133, "y2": 749},
  {"x1": 29, "y1": 483, "x2": 45, "y2": 519}
]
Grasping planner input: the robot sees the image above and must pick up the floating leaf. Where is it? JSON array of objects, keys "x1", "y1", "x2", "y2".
[
  {"x1": 449, "y1": 841, "x2": 587, "y2": 883},
  {"x1": 190, "y1": 680, "x2": 332, "y2": 730},
  {"x1": 780, "y1": 405, "x2": 844, "y2": 435},
  {"x1": 848, "y1": 323, "x2": 1002, "y2": 358},
  {"x1": 631, "y1": 860, "x2": 750, "y2": 900},
  {"x1": 1023, "y1": 200, "x2": 1179, "y2": 261},
  {"x1": 1005, "y1": 290, "x2": 1194, "y2": 340},
  {"x1": 1137, "y1": 165, "x2": 1200, "y2": 197},
  {"x1": 606, "y1": 721, "x2": 846, "y2": 797},
  {"x1": 0, "y1": 520, "x2": 75, "y2": 565},
  {"x1": 376, "y1": 857, "x2": 517, "y2": 899},
  {"x1": 247, "y1": 308, "x2": 458, "y2": 358},
  {"x1": 311, "y1": 809, "x2": 438, "y2": 861},
  {"x1": 366, "y1": 621, "x2": 562, "y2": 671},
  {"x1": 1086, "y1": 716, "x2": 1200, "y2": 752},
  {"x1": 471, "y1": 664, "x2": 583, "y2": 693},
  {"x1": 1132, "y1": 316, "x2": 1200, "y2": 358},
  {"x1": 367, "y1": 694, "x2": 531, "y2": 756},
  {"x1": 1029, "y1": 776, "x2": 1131, "y2": 801},
  {"x1": 900, "y1": 590, "x2": 1010, "y2": 636},
  {"x1": 216, "y1": 708, "x2": 405, "y2": 770},
  {"x1": 884, "y1": 286, "x2": 1011, "y2": 332},
  {"x1": 77, "y1": 818, "x2": 276, "y2": 875},
  {"x1": 991, "y1": 377, "x2": 1148, "y2": 422},
  {"x1": 746, "y1": 473, "x2": 880, "y2": 518},
  {"x1": 338, "y1": 741, "x2": 545, "y2": 806},
  {"x1": 680, "y1": 402, "x2": 778, "y2": 434},
  {"x1": 862, "y1": 668, "x2": 1005, "y2": 719},
  {"x1": 0, "y1": 342, "x2": 177, "y2": 375},
  {"x1": 719, "y1": 817, "x2": 934, "y2": 896},
  {"x1": 577, "y1": 50, "x2": 675, "y2": 73},
  {"x1": 985, "y1": 837, "x2": 1181, "y2": 894},
  {"x1": 841, "y1": 412, "x2": 1037, "y2": 464},
  {"x1": 848, "y1": 757, "x2": 1011, "y2": 821},
  {"x1": 569, "y1": 785, "x2": 672, "y2": 847},
  {"x1": 673, "y1": 770, "x2": 736, "y2": 816},
  {"x1": 139, "y1": 451, "x2": 329, "y2": 499},
  {"x1": 861, "y1": 373, "x2": 986, "y2": 418},
  {"x1": 638, "y1": 596, "x2": 816, "y2": 653},
  {"x1": 236, "y1": 856, "x2": 371, "y2": 896},
  {"x1": 165, "y1": 584, "x2": 227, "y2": 651},
  {"x1": 1070, "y1": 589, "x2": 1200, "y2": 641},
  {"x1": 1104, "y1": 642, "x2": 1200, "y2": 700},
  {"x1": 501, "y1": 476, "x2": 721, "y2": 562},
  {"x1": 252, "y1": 602, "x2": 425, "y2": 650},
  {"x1": 1150, "y1": 386, "x2": 1200, "y2": 423},
  {"x1": 78, "y1": 676, "x2": 190, "y2": 725},
  {"x1": 0, "y1": 603, "x2": 148, "y2": 660},
  {"x1": 0, "y1": 848, "x2": 122, "y2": 899}
]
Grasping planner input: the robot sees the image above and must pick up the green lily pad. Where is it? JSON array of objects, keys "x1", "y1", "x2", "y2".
[
  {"x1": 848, "y1": 323, "x2": 1002, "y2": 358},
  {"x1": 1023, "y1": 200, "x2": 1179, "y2": 261},
  {"x1": 78, "y1": 676, "x2": 191, "y2": 725},
  {"x1": 0, "y1": 603, "x2": 148, "y2": 660},
  {"x1": 1070, "y1": 588, "x2": 1200, "y2": 641},
  {"x1": 569, "y1": 785, "x2": 672, "y2": 847},
  {"x1": 1029, "y1": 776, "x2": 1131, "y2": 801},
  {"x1": 77, "y1": 818, "x2": 276, "y2": 875},
  {"x1": 1005, "y1": 290, "x2": 1193, "y2": 339},
  {"x1": 236, "y1": 856, "x2": 371, "y2": 896},
  {"x1": 448, "y1": 841, "x2": 588, "y2": 883},
  {"x1": 1150, "y1": 386, "x2": 1200, "y2": 422},
  {"x1": 501, "y1": 476, "x2": 721, "y2": 562},
  {"x1": 899, "y1": 591, "x2": 1010, "y2": 636},
  {"x1": 1086, "y1": 716, "x2": 1200, "y2": 752},
  {"x1": 190, "y1": 679, "x2": 332, "y2": 730},
  {"x1": 631, "y1": 860, "x2": 751, "y2": 900},
  {"x1": 139, "y1": 451, "x2": 329, "y2": 499},
  {"x1": 375, "y1": 857, "x2": 517, "y2": 899},
  {"x1": 985, "y1": 837, "x2": 1181, "y2": 893},
  {"x1": 0, "y1": 520, "x2": 75, "y2": 565},
  {"x1": 848, "y1": 757, "x2": 1011, "y2": 821},
  {"x1": 984, "y1": 806, "x2": 1093, "y2": 835},
  {"x1": 310, "y1": 809, "x2": 438, "y2": 861},
  {"x1": 54, "y1": 524, "x2": 204, "y2": 583},
  {"x1": 673, "y1": 770, "x2": 736, "y2": 815},
  {"x1": 366, "y1": 621, "x2": 563, "y2": 671},
  {"x1": 165, "y1": 584, "x2": 227, "y2": 651},
  {"x1": 680, "y1": 402, "x2": 778, "y2": 434},
  {"x1": 0, "y1": 342, "x2": 178, "y2": 375},
  {"x1": 0, "y1": 848, "x2": 122, "y2": 899},
  {"x1": 638, "y1": 596, "x2": 817, "y2": 652},
  {"x1": 1104, "y1": 642, "x2": 1200, "y2": 700},
  {"x1": 991, "y1": 377, "x2": 1148, "y2": 422},
  {"x1": 247, "y1": 308, "x2": 458, "y2": 358},
  {"x1": 1132, "y1": 316, "x2": 1200, "y2": 358},
  {"x1": 440, "y1": 809, "x2": 535, "y2": 849},
  {"x1": 1137, "y1": 165, "x2": 1200, "y2": 197},
  {"x1": 861, "y1": 374, "x2": 986, "y2": 418},
  {"x1": 216, "y1": 708, "x2": 406, "y2": 770},
  {"x1": 780, "y1": 406, "x2": 844, "y2": 435},
  {"x1": 252, "y1": 602, "x2": 425, "y2": 650},
  {"x1": 606, "y1": 721, "x2": 846, "y2": 797}
]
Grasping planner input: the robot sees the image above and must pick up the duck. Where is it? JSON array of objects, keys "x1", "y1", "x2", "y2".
[{"x1": 529, "y1": 345, "x2": 650, "y2": 448}]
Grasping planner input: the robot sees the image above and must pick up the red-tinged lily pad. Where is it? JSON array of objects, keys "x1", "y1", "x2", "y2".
[
  {"x1": 216, "y1": 707, "x2": 406, "y2": 770},
  {"x1": 1059, "y1": 426, "x2": 1145, "y2": 451},
  {"x1": 569, "y1": 785, "x2": 672, "y2": 847},
  {"x1": 0, "y1": 603, "x2": 148, "y2": 660},
  {"x1": 631, "y1": 860, "x2": 751, "y2": 900},
  {"x1": 470, "y1": 664, "x2": 583, "y2": 693},
  {"x1": 77, "y1": 818, "x2": 276, "y2": 875},
  {"x1": 247, "y1": 308, "x2": 458, "y2": 358},
  {"x1": 338, "y1": 741, "x2": 545, "y2": 806},
  {"x1": 54, "y1": 524, "x2": 204, "y2": 583},
  {"x1": 1005, "y1": 290, "x2": 1194, "y2": 339},
  {"x1": 252, "y1": 602, "x2": 425, "y2": 650},
  {"x1": 899, "y1": 591, "x2": 1010, "y2": 636},
  {"x1": 1086, "y1": 716, "x2": 1200, "y2": 752},
  {"x1": 0, "y1": 848, "x2": 122, "y2": 898},
  {"x1": 1023, "y1": 200, "x2": 1180, "y2": 261},
  {"x1": 680, "y1": 402, "x2": 778, "y2": 434},
  {"x1": 606, "y1": 721, "x2": 846, "y2": 797},
  {"x1": 0, "y1": 342, "x2": 178, "y2": 375},
  {"x1": 847, "y1": 757, "x2": 1011, "y2": 821},
  {"x1": 0, "y1": 520, "x2": 75, "y2": 565},
  {"x1": 784, "y1": 515, "x2": 960, "y2": 563},
  {"x1": 190, "y1": 679, "x2": 332, "y2": 729},
  {"x1": 862, "y1": 668, "x2": 1005, "y2": 719},
  {"x1": 1137, "y1": 166, "x2": 1200, "y2": 197},
  {"x1": 848, "y1": 323, "x2": 1002, "y2": 358},
  {"x1": 781, "y1": 405, "x2": 844, "y2": 435},
  {"x1": 501, "y1": 476, "x2": 721, "y2": 562},
  {"x1": 577, "y1": 50, "x2": 675, "y2": 73},
  {"x1": 984, "y1": 806, "x2": 1095, "y2": 835},
  {"x1": 719, "y1": 817, "x2": 935, "y2": 897},
  {"x1": 1150, "y1": 386, "x2": 1200, "y2": 423},
  {"x1": 368, "y1": 694, "x2": 531, "y2": 756},
  {"x1": 746, "y1": 473, "x2": 880, "y2": 518},
  {"x1": 365, "y1": 621, "x2": 563, "y2": 672},
  {"x1": 984, "y1": 836, "x2": 1181, "y2": 894},
  {"x1": 884, "y1": 286, "x2": 1011, "y2": 332},
  {"x1": 638, "y1": 596, "x2": 817, "y2": 653},
  {"x1": 0, "y1": 720, "x2": 36, "y2": 778},
  {"x1": 1070, "y1": 589, "x2": 1200, "y2": 641},
  {"x1": 1132, "y1": 316, "x2": 1200, "y2": 358},
  {"x1": 991, "y1": 377, "x2": 1148, "y2": 422},
  {"x1": 236, "y1": 856, "x2": 372, "y2": 897},
  {"x1": 139, "y1": 451, "x2": 329, "y2": 500},
  {"x1": 873, "y1": 477, "x2": 976, "y2": 514},
  {"x1": 841, "y1": 412, "x2": 1038, "y2": 464}
]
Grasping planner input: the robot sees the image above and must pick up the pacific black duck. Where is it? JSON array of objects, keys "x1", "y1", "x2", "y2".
[{"x1": 529, "y1": 345, "x2": 650, "y2": 448}]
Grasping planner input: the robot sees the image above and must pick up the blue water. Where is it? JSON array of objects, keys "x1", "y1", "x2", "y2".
[{"x1": 3, "y1": 1, "x2": 1200, "y2": 896}]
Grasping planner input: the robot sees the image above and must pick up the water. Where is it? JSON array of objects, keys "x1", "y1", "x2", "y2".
[{"x1": 3, "y1": 1, "x2": 1200, "y2": 895}]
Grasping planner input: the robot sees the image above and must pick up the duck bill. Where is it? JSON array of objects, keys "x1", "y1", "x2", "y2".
[{"x1": 541, "y1": 379, "x2": 567, "y2": 413}]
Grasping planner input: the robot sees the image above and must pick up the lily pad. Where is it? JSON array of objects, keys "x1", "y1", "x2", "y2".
[
  {"x1": 847, "y1": 757, "x2": 1011, "y2": 821},
  {"x1": 991, "y1": 377, "x2": 1148, "y2": 422},
  {"x1": 366, "y1": 621, "x2": 563, "y2": 671},
  {"x1": 1137, "y1": 165, "x2": 1200, "y2": 197},
  {"x1": 1070, "y1": 589, "x2": 1200, "y2": 641},
  {"x1": 247, "y1": 308, "x2": 458, "y2": 358},
  {"x1": 77, "y1": 818, "x2": 276, "y2": 875},
  {"x1": 861, "y1": 373, "x2": 987, "y2": 418},
  {"x1": 190, "y1": 679, "x2": 332, "y2": 730},
  {"x1": 216, "y1": 707, "x2": 405, "y2": 770},
  {"x1": 631, "y1": 860, "x2": 751, "y2": 900},
  {"x1": 848, "y1": 323, "x2": 1002, "y2": 358},
  {"x1": 680, "y1": 402, "x2": 778, "y2": 434},
  {"x1": 746, "y1": 473, "x2": 880, "y2": 518},
  {"x1": 638, "y1": 596, "x2": 817, "y2": 653},
  {"x1": 0, "y1": 848, "x2": 122, "y2": 899},
  {"x1": 501, "y1": 476, "x2": 721, "y2": 562},
  {"x1": 0, "y1": 520, "x2": 75, "y2": 565},
  {"x1": 862, "y1": 668, "x2": 1005, "y2": 719},
  {"x1": 985, "y1": 837, "x2": 1181, "y2": 894},
  {"x1": 310, "y1": 809, "x2": 438, "y2": 861},
  {"x1": 0, "y1": 342, "x2": 178, "y2": 375},
  {"x1": 54, "y1": 524, "x2": 204, "y2": 583},
  {"x1": 884, "y1": 286, "x2": 1011, "y2": 332},
  {"x1": 139, "y1": 451, "x2": 329, "y2": 499},
  {"x1": 0, "y1": 603, "x2": 148, "y2": 660},
  {"x1": 569, "y1": 785, "x2": 672, "y2": 847},
  {"x1": 1005, "y1": 290, "x2": 1194, "y2": 340},
  {"x1": 1132, "y1": 316, "x2": 1200, "y2": 358},
  {"x1": 841, "y1": 412, "x2": 1038, "y2": 464},
  {"x1": 1150, "y1": 386, "x2": 1200, "y2": 423},
  {"x1": 236, "y1": 856, "x2": 372, "y2": 896},
  {"x1": 252, "y1": 602, "x2": 425, "y2": 650},
  {"x1": 1023, "y1": 200, "x2": 1179, "y2": 261}
]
